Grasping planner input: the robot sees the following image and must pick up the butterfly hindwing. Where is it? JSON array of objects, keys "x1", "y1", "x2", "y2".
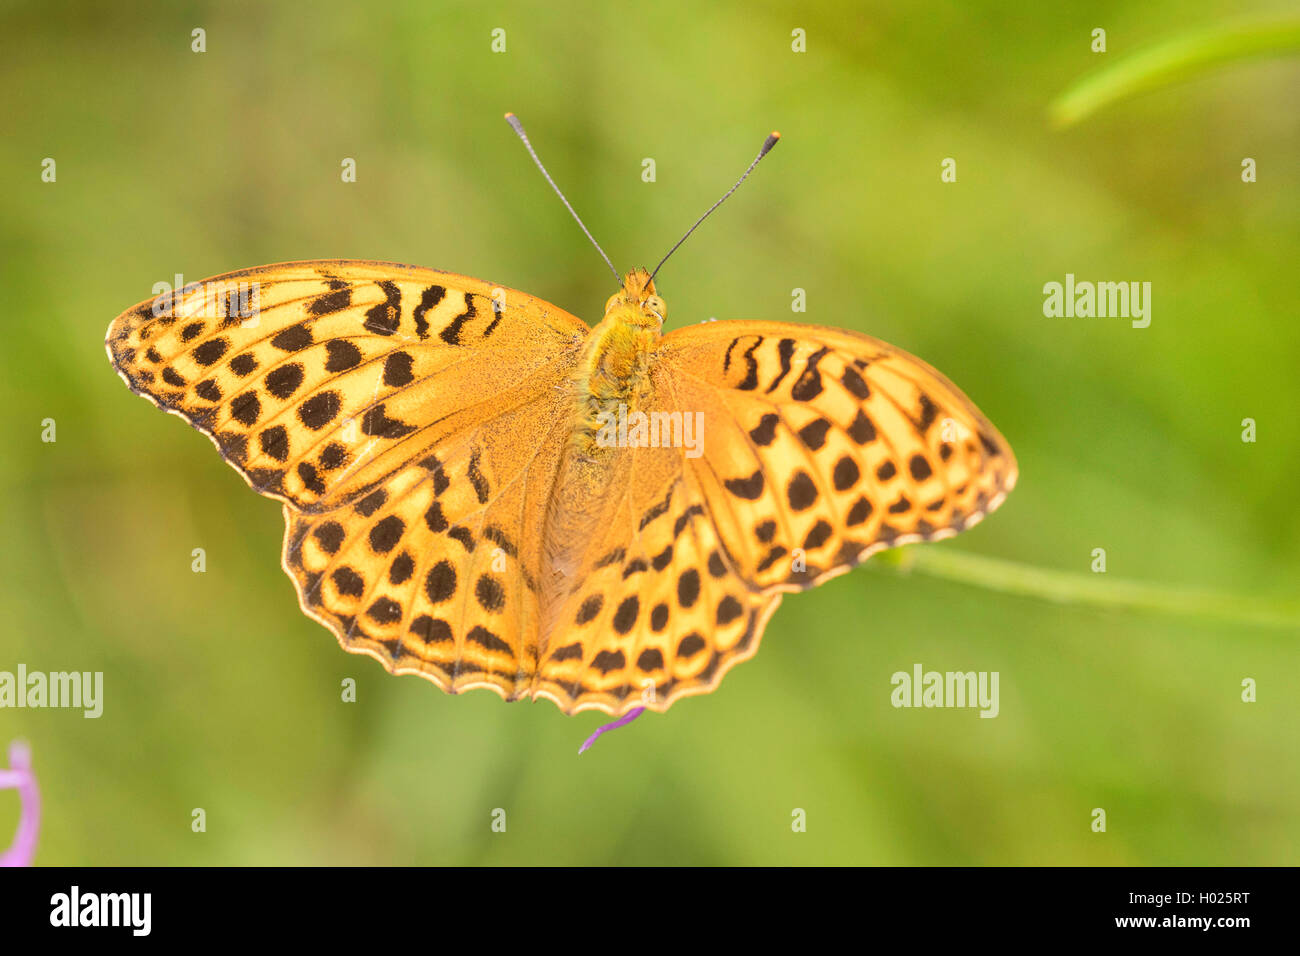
[
  {"x1": 283, "y1": 402, "x2": 573, "y2": 700},
  {"x1": 533, "y1": 455, "x2": 778, "y2": 716}
]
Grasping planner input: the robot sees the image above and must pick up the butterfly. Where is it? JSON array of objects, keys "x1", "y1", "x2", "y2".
[{"x1": 105, "y1": 116, "x2": 1016, "y2": 719}]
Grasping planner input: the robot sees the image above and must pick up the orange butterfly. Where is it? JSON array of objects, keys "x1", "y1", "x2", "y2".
[{"x1": 106, "y1": 115, "x2": 1016, "y2": 723}]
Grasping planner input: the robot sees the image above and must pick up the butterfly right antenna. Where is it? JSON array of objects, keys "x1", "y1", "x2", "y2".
[
  {"x1": 645, "y1": 131, "x2": 781, "y2": 291},
  {"x1": 505, "y1": 112, "x2": 621, "y2": 284}
]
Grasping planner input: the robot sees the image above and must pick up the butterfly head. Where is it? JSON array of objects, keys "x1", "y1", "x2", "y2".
[{"x1": 604, "y1": 268, "x2": 667, "y2": 330}]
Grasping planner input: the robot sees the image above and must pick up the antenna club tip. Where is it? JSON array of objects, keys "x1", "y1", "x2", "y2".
[
  {"x1": 504, "y1": 111, "x2": 516, "y2": 120},
  {"x1": 771, "y1": 131, "x2": 781, "y2": 139}
]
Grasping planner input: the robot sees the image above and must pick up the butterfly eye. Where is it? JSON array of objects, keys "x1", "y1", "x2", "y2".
[{"x1": 644, "y1": 295, "x2": 667, "y2": 320}]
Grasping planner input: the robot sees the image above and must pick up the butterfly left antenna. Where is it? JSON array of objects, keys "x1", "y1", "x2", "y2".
[{"x1": 505, "y1": 113, "x2": 621, "y2": 284}]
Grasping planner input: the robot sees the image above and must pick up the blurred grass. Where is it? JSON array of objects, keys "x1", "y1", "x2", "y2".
[
  {"x1": 1, "y1": 0, "x2": 1297, "y2": 865},
  {"x1": 1050, "y1": 15, "x2": 1300, "y2": 126}
]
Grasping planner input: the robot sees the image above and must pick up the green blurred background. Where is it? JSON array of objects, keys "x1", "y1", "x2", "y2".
[{"x1": 2, "y1": 0, "x2": 1297, "y2": 865}]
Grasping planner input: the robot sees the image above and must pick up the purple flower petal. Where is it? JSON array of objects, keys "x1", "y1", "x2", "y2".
[
  {"x1": 0, "y1": 741, "x2": 39, "y2": 867},
  {"x1": 578, "y1": 706, "x2": 646, "y2": 754}
]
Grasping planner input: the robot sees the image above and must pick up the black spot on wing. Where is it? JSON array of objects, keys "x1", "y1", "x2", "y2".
[
  {"x1": 833, "y1": 456, "x2": 861, "y2": 491},
  {"x1": 678, "y1": 633, "x2": 705, "y2": 657},
  {"x1": 314, "y1": 521, "x2": 345, "y2": 554},
  {"x1": 757, "y1": 545, "x2": 788, "y2": 572},
  {"x1": 324, "y1": 339, "x2": 362, "y2": 372},
  {"x1": 309, "y1": 280, "x2": 352, "y2": 315},
  {"x1": 230, "y1": 391, "x2": 261, "y2": 426},
  {"x1": 259, "y1": 425, "x2": 289, "y2": 462},
  {"x1": 412, "y1": 284, "x2": 445, "y2": 339},
  {"x1": 468, "y1": 625, "x2": 511, "y2": 654},
  {"x1": 612, "y1": 596, "x2": 639, "y2": 634},
  {"x1": 848, "y1": 410, "x2": 876, "y2": 444},
  {"x1": 475, "y1": 575, "x2": 506, "y2": 613},
  {"x1": 735, "y1": 337, "x2": 763, "y2": 390},
  {"x1": 424, "y1": 500, "x2": 448, "y2": 532},
  {"x1": 484, "y1": 299, "x2": 504, "y2": 337},
  {"x1": 673, "y1": 504, "x2": 705, "y2": 538},
  {"x1": 363, "y1": 280, "x2": 402, "y2": 335},
  {"x1": 716, "y1": 595, "x2": 744, "y2": 625},
  {"x1": 597, "y1": 548, "x2": 626, "y2": 569},
  {"x1": 790, "y1": 347, "x2": 830, "y2": 401},
  {"x1": 332, "y1": 567, "x2": 365, "y2": 597},
  {"x1": 797, "y1": 418, "x2": 831, "y2": 450},
  {"x1": 467, "y1": 448, "x2": 490, "y2": 503},
  {"x1": 440, "y1": 295, "x2": 477, "y2": 345},
  {"x1": 361, "y1": 404, "x2": 416, "y2": 439},
  {"x1": 193, "y1": 338, "x2": 229, "y2": 366},
  {"x1": 749, "y1": 413, "x2": 779, "y2": 446},
  {"x1": 638, "y1": 488, "x2": 673, "y2": 530},
  {"x1": 575, "y1": 594, "x2": 603, "y2": 624},
  {"x1": 651, "y1": 544, "x2": 674, "y2": 571},
  {"x1": 724, "y1": 469, "x2": 764, "y2": 500},
  {"x1": 765, "y1": 338, "x2": 797, "y2": 394},
  {"x1": 483, "y1": 525, "x2": 518, "y2": 558},
  {"x1": 271, "y1": 324, "x2": 313, "y2": 352},
  {"x1": 787, "y1": 471, "x2": 818, "y2": 511},
  {"x1": 383, "y1": 351, "x2": 415, "y2": 387},
  {"x1": 265, "y1": 363, "x2": 305, "y2": 399},
  {"x1": 637, "y1": 649, "x2": 665, "y2": 672},
  {"x1": 369, "y1": 515, "x2": 405, "y2": 553},
  {"x1": 803, "y1": 520, "x2": 833, "y2": 550},
  {"x1": 411, "y1": 616, "x2": 452, "y2": 644},
  {"x1": 917, "y1": 394, "x2": 939, "y2": 432},
  {"x1": 298, "y1": 391, "x2": 341, "y2": 430},
  {"x1": 841, "y1": 365, "x2": 871, "y2": 399},
  {"x1": 389, "y1": 552, "x2": 414, "y2": 584},
  {"x1": 297, "y1": 461, "x2": 326, "y2": 495}
]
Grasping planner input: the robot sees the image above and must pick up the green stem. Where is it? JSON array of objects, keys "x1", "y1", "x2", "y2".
[
  {"x1": 1050, "y1": 17, "x2": 1300, "y2": 127},
  {"x1": 873, "y1": 547, "x2": 1300, "y2": 631}
]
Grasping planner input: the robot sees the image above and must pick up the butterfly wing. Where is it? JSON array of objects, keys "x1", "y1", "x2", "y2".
[
  {"x1": 660, "y1": 320, "x2": 1018, "y2": 590},
  {"x1": 531, "y1": 439, "x2": 775, "y2": 715},
  {"x1": 108, "y1": 260, "x2": 589, "y2": 700},
  {"x1": 531, "y1": 319, "x2": 1016, "y2": 715}
]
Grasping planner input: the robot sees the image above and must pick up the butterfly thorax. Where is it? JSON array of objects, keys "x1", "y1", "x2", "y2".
[{"x1": 568, "y1": 268, "x2": 665, "y2": 459}]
